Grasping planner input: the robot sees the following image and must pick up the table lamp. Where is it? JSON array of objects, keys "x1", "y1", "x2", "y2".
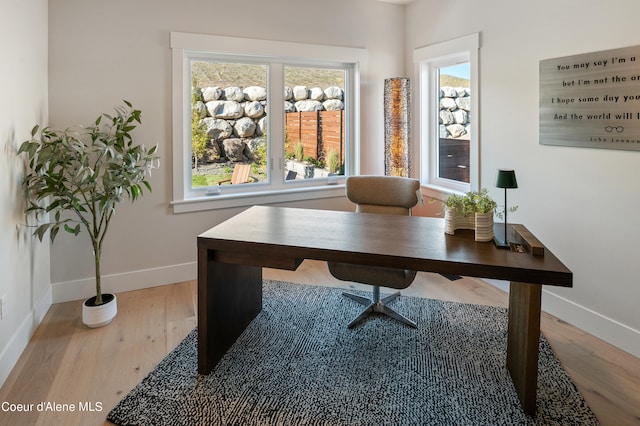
[{"x1": 494, "y1": 169, "x2": 518, "y2": 248}]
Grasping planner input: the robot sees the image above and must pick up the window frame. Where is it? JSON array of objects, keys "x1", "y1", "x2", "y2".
[
  {"x1": 170, "y1": 32, "x2": 366, "y2": 213},
  {"x1": 414, "y1": 33, "x2": 480, "y2": 197}
]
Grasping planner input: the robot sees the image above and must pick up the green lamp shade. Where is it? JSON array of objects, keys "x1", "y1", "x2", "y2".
[{"x1": 495, "y1": 169, "x2": 518, "y2": 189}]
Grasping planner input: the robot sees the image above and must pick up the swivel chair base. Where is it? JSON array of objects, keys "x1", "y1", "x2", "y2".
[{"x1": 342, "y1": 286, "x2": 417, "y2": 329}]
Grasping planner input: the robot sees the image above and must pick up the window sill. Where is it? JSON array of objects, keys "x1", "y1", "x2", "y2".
[
  {"x1": 420, "y1": 183, "x2": 465, "y2": 203},
  {"x1": 171, "y1": 184, "x2": 346, "y2": 214}
]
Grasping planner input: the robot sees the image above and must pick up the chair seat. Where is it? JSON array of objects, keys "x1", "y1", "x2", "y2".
[{"x1": 328, "y1": 262, "x2": 416, "y2": 290}]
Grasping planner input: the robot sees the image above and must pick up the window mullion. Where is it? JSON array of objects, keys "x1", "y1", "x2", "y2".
[{"x1": 268, "y1": 63, "x2": 285, "y2": 186}]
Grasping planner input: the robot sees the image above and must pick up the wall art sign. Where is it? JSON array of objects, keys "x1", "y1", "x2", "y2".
[{"x1": 540, "y1": 45, "x2": 640, "y2": 151}]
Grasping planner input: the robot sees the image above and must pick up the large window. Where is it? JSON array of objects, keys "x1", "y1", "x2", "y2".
[
  {"x1": 415, "y1": 33, "x2": 479, "y2": 195},
  {"x1": 171, "y1": 33, "x2": 366, "y2": 213}
]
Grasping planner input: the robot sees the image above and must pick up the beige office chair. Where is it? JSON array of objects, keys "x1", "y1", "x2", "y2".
[{"x1": 328, "y1": 175, "x2": 420, "y2": 328}]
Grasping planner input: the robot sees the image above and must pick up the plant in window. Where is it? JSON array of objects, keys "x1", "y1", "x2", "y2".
[
  {"x1": 191, "y1": 85, "x2": 209, "y2": 171},
  {"x1": 19, "y1": 101, "x2": 159, "y2": 327},
  {"x1": 251, "y1": 139, "x2": 267, "y2": 176},
  {"x1": 304, "y1": 156, "x2": 324, "y2": 168},
  {"x1": 294, "y1": 141, "x2": 304, "y2": 162},
  {"x1": 326, "y1": 149, "x2": 340, "y2": 174},
  {"x1": 284, "y1": 128, "x2": 291, "y2": 157}
]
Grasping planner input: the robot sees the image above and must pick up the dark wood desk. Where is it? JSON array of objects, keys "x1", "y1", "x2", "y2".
[{"x1": 197, "y1": 206, "x2": 572, "y2": 415}]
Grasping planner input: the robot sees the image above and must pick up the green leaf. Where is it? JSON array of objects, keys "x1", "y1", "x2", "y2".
[
  {"x1": 64, "y1": 223, "x2": 81, "y2": 235},
  {"x1": 46, "y1": 199, "x2": 62, "y2": 212},
  {"x1": 26, "y1": 204, "x2": 44, "y2": 213},
  {"x1": 50, "y1": 225, "x2": 60, "y2": 242},
  {"x1": 17, "y1": 141, "x2": 33, "y2": 155},
  {"x1": 34, "y1": 223, "x2": 50, "y2": 242}
]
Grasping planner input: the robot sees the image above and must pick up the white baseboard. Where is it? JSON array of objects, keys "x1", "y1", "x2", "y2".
[
  {"x1": 0, "y1": 286, "x2": 52, "y2": 388},
  {"x1": 484, "y1": 279, "x2": 640, "y2": 358},
  {"x1": 51, "y1": 262, "x2": 197, "y2": 303},
  {"x1": 541, "y1": 288, "x2": 640, "y2": 358}
]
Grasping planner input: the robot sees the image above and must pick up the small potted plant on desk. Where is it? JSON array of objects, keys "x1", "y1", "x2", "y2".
[
  {"x1": 444, "y1": 188, "x2": 497, "y2": 242},
  {"x1": 19, "y1": 101, "x2": 158, "y2": 328}
]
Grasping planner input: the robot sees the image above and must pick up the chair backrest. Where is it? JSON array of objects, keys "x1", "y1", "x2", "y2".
[
  {"x1": 345, "y1": 175, "x2": 420, "y2": 216},
  {"x1": 231, "y1": 164, "x2": 252, "y2": 184}
]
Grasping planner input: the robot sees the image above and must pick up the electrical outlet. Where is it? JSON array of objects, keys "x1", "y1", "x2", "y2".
[{"x1": 0, "y1": 295, "x2": 6, "y2": 320}]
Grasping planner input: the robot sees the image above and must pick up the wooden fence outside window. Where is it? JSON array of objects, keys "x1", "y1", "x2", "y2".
[{"x1": 285, "y1": 111, "x2": 345, "y2": 163}]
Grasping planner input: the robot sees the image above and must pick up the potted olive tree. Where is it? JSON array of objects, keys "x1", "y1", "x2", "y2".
[{"x1": 19, "y1": 101, "x2": 158, "y2": 327}]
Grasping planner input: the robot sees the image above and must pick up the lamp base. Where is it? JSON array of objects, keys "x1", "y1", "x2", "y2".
[{"x1": 493, "y1": 237, "x2": 510, "y2": 249}]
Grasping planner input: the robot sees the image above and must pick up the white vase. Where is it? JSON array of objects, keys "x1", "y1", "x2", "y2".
[
  {"x1": 82, "y1": 293, "x2": 117, "y2": 328},
  {"x1": 474, "y1": 212, "x2": 494, "y2": 242},
  {"x1": 444, "y1": 207, "x2": 457, "y2": 235}
]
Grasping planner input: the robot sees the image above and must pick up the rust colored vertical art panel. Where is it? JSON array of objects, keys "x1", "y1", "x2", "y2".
[{"x1": 384, "y1": 77, "x2": 411, "y2": 177}]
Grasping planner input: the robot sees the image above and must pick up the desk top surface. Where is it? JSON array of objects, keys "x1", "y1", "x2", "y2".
[{"x1": 199, "y1": 206, "x2": 572, "y2": 287}]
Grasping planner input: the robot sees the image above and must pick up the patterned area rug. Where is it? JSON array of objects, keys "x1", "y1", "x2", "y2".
[{"x1": 108, "y1": 280, "x2": 599, "y2": 425}]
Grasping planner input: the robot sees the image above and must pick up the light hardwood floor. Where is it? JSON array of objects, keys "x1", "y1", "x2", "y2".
[{"x1": 1, "y1": 260, "x2": 639, "y2": 425}]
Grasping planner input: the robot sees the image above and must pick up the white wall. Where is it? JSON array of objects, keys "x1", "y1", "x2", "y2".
[
  {"x1": 0, "y1": 0, "x2": 50, "y2": 386},
  {"x1": 406, "y1": 0, "x2": 640, "y2": 357},
  {"x1": 46, "y1": 0, "x2": 405, "y2": 299}
]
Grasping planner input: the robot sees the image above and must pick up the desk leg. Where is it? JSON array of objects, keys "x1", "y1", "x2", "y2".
[
  {"x1": 506, "y1": 281, "x2": 542, "y2": 416},
  {"x1": 198, "y1": 247, "x2": 262, "y2": 374}
]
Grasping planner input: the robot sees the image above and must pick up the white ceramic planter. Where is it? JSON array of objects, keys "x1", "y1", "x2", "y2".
[
  {"x1": 474, "y1": 212, "x2": 495, "y2": 242},
  {"x1": 82, "y1": 293, "x2": 117, "y2": 328},
  {"x1": 444, "y1": 207, "x2": 494, "y2": 242},
  {"x1": 444, "y1": 207, "x2": 474, "y2": 235}
]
